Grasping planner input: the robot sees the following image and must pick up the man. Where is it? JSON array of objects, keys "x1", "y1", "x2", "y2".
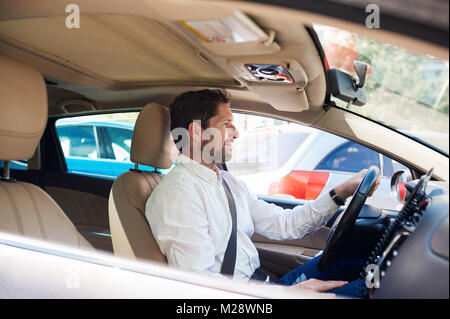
[{"x1": 145, "y1": 89, "x2": 379, "y2": 297}]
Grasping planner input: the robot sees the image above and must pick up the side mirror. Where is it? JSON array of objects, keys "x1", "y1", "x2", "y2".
[{"x1": 390, "y1": 170, "x2": 413, "y2": 203}]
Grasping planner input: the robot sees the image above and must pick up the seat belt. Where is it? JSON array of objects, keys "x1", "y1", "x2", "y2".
[{"x1": 220, "y1": 177, "x2": 237, "y2": 276}]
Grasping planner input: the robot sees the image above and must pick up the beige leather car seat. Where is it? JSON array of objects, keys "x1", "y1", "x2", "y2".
[
  {"x1": 108, "y1": 103, "x2": 175, "y2": 263},
  {"x1": 0, "y1": 55, "x2": 92, "y2": 249}
]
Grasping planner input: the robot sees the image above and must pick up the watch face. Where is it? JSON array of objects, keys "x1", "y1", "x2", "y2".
[{"x1": 244, "y1": 64, "x2": 294, "y2": 83}]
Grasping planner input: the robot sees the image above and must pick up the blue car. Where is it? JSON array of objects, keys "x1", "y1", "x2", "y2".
[
  {"x1": 3, "y1": 120, "x2": 131, "y2": 176},
  {"x1": 56, "y1": 120, "x2": 133, "y2": 178},
  {"x1": 2, "y1": 119, "x2": 170, "y2": 177},
  {"x1": 55, "y1": 120, "x2": 169, "y2": 178}
]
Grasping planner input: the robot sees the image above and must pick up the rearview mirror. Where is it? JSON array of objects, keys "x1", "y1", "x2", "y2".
[
  {"x1": 328, "y1": 68, "x2": 367, "y2": 106},
  {"x1": 353, "y1": 60, "x2": 368, "y2": 89}
]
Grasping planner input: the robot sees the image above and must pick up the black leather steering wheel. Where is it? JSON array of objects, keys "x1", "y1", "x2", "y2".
[{"x1": 317, "y1": 166, "x2": 380, "y2": 272}]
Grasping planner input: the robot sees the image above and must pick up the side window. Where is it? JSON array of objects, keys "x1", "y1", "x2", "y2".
[
  {"x1": 227, "y1": 113, "x2": 314, "y2": 174},
  {"x1": 315, "y1": 142, "x2": 380, "y2": 173},
  {"x1": 227, "y1": 113, "x2": 319, "y2": 197},
  {"x1": 0, "y1": 159, "x2": 28, "y2": 171},
  {"x1": 227, "y1": 113, "x2": 411, "y2": 210},
  {"x1": 55, "y1": 112, "x2": 172, "y2": 178}
]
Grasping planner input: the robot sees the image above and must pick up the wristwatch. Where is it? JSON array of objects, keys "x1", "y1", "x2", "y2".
[{"x1": 329, "y1": 188, "x2": 346, "y2": 206}]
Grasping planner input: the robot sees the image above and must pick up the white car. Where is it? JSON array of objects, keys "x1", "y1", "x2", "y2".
[{"x1": 228, "y1": 123, "x2": 409, "y2": 210}]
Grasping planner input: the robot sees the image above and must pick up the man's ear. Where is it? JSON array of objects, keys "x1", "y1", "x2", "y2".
[{"x1": 188, "y1": 121, "x2": 202, "y2": 142}]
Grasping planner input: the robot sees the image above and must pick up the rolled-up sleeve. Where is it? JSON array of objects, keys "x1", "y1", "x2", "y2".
[{"x1": 242, "y1": 182, "x2": 339, "y2": 241}]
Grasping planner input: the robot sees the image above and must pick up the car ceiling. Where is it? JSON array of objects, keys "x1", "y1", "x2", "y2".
[
  {"x1": 1, "y1": 0, "x2": 447, "y2": 116},
  {"x1": 0, "y1": 15, "x2": 238, "y2": 85},
  {"x1": 0, "y1": 0, "x2": 326, "y2": 114}
]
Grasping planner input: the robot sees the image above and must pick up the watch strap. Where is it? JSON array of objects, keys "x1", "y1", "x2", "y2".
[{"x1": 329, "y1": 188, "x2": 346, "y2": 206}]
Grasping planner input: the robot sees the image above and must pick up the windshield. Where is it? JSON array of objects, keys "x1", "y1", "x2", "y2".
[{"x1": 314, "y1": 24, "x2": 449, "y2": 155}]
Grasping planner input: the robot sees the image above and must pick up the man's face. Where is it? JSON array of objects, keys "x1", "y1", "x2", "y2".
[{"x1": 202, "y1": 102, "x2": 239, "y2": 163}]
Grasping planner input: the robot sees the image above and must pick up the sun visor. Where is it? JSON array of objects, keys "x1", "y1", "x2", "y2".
[
  {"x1": 175, "y1": 11, "x2": 280, "y2": 56},
  {"x1": 246, "y1": 84, "x2": 309, "y2": 112}
]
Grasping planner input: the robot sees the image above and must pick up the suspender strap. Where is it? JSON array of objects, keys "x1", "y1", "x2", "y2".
[{"x1": 220, "y1": 177, "x2": 237, "y2": 276}]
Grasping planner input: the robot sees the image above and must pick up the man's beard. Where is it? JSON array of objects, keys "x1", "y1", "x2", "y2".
[{"x1": 201, "y1": 140, "x2": 232, "y2": 164}]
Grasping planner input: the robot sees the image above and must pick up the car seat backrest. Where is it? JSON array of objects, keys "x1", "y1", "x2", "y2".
[
  {"x1": 0, "y1": 55, "x2": 92, "y2": 250},
  {"x1": 108, "y1": 103, "x2": 176, "y2": 263}
]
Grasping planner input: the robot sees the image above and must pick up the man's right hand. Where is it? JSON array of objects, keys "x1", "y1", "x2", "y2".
[{"x1": 286, "y1": 278, "x2": 348, "y2": 297}]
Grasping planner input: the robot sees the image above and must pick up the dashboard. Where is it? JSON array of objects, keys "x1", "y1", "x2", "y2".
[{"x1": 366, "y1": 171, "x2": 449, "y2": 298}]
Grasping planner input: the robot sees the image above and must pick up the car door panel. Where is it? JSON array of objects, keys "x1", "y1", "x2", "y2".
[
  {"x1": 252, "y1": 228, "x2": 330, "y2": 279},
  {"x1": 44, "y1": 185, "x2": 112, "y2": 252},
  {"x1": 41, "y1": 171, "x2": 114, "y2": 250},
  {"x1": 254, "y1": 242, "x2": 319, "y2": 280}
]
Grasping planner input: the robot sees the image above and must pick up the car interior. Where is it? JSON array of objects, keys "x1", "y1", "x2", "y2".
[{"x1": 0, "y1": 0, "x2": 448, "y2": 298}]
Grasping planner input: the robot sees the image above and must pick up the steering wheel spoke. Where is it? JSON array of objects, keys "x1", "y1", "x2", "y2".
[{"x1": 317, "y1": 166, "x2": 380, "y2": 272}]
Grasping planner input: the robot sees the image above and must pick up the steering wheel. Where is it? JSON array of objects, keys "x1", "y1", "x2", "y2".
[{"x1": 317, "y1": 166, "x2": 380, "y2": 272}]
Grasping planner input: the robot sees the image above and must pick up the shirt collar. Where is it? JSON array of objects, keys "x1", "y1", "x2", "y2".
[{"x1": 177, "y1": 153, "x2": 221, "y2": 183}]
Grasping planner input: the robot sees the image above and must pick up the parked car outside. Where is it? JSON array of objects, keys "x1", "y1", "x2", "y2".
[
  {"x1": 56, "y1": 119, "x2": 135, "y2": 177},
  {"x1": 227, "y1": 117, "x2": 409, "y2": 210},
  {"x1": 54, "y1": 118, "x2": 172, "y2": 177}
]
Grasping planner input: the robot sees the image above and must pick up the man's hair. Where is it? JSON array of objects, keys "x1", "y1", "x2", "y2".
[{"x1": 169, "y1": 89, "x2": 230, "y2": 146}]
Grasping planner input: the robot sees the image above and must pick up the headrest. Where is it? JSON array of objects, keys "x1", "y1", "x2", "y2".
[
  {"x1": 130, "y1": 103, "x2": 175, "y2": 169},
  {"x1": 0, "y1": 56, "x2": 48, "y2": 161}
]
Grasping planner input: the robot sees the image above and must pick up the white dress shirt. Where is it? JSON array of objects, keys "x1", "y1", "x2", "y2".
[{"x1": 145, "y1": 154, "x2": 339, "y2": 281}]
